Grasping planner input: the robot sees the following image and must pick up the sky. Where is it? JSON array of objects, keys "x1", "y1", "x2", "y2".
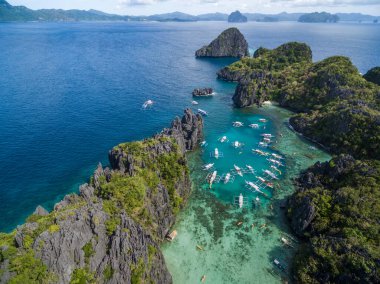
[{"x1": 7, "y1": 0, "x2": 380, "y2": 16}]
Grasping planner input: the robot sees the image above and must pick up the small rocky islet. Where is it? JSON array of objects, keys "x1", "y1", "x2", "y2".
[{"x1": 192, "y1": 88, "x2": 214, "y2": 97}]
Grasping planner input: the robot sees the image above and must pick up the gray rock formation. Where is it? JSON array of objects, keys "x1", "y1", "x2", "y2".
[
  {"x1": 195, "y1": 27, "x2": 249, "y2": 58},
  {"x1": 33, "y1": 205, "x2": 49, "y2": 216},
  {"x1": 228, "y1": 10, "x2": 248, "y2": 23},
  {"x1": 192, "y1": 88, "x2": 213, "y2": 97},
  {"x1": 1, "y1": 109, "x2": 203, "y2": 284}
]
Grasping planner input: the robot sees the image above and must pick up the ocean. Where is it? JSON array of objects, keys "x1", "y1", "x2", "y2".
[{"x1": 0, "y1": 20, "x2": 379, "y2": 282}]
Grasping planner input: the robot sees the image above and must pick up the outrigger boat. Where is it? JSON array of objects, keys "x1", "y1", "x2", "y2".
[
  {"x1": 271, "y1": 153, "x2": 284, "y2": 159},
  {"x1": 200, "y1": 140, "x2": 208, "y2": 147},
  {"x1": 208, "y1": 171, "x2": 217, "y2": 188},
  {"x1": 258, "y1": 142, "x2": 268, "y2": 148},
  {"x1": 245, "y1": 181, "x2": 269, "y2": 198},
  {"x1": 203, "y1": 163, "x2": 214, "y2": 170},
  {"x1": 214, "y1": 148, "x2": 219, "y2": 159},
  {"x1": 267, "y1": 158, "x2": 284, "y2": 167},
  {"x1": 197, "y1": 109, "x2": 208, "y2": 116},
  {"x1": 257, "y1": 176, "x2": 266, "y2": 183},
  {"x1": 281, "y1": 237, "x2": 294, "y2": 248},
  {"x1": 252, "y1": 149, "x2": 269, "y2": 156},
  {"x1": 233, "y1": 193, "x2": 248, "y2": 208},
  {"x1": 249, "y1": 123, "x2": 259, "y2": 129},
  {"x1": 263, "y1": 137, "x2": 271, "y2": 143},
  {"x1": 219, "y1": 136, "x2": 228, "y2": 143},
  {"x1": 259, "y1": 118, "x2": 267, "y2": 123},
  {"x1": 271, "y1": 165, "x2": 282, "y2": 175},
  {"x1": 142, "y1": 100, "x2": 153, "y2": 109},
  {"x1": 264, "y1": 170, "x2": 279, "y2": 180},
  {"x1": 224, "y1": 173, "x2": 231, "y2": 184},
  {"x1": 232, "y1": 141, "x2": 243, "y2": 148},
  {"x1": 191, "y1": 101, "x2": 199, "y2": 105},
  {"x1": 246, "y1": 165, "x2": 254, "y2": 173},
  {"x1": 261, "y1": 133, "x2": 274, "y2": 138},
  {"x1": 234, "y1": 164, "x2": 243, "y2": 177},
  {"x1": 232, "y1": 121, "x2": 244, "y2": 127}
]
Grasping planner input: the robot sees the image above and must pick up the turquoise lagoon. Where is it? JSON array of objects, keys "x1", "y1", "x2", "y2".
[{"x1": 162, "y1": 96, "x2": 331, "y2": 283}]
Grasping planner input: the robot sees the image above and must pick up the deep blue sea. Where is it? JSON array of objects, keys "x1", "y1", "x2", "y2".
[{"x1": 0, "y1": 21, "x2": 379, "y2": 232}]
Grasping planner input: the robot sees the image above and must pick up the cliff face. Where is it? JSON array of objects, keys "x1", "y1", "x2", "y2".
[
  {"x1": 195, "y1": 27, "x2": 249, "y2": 58},
  {"x1": 287, "y1": 155, "x2": 380, "y2": 283},
  {"x1": 0, "y1": 109, "x2": 203, "y2": 284}
]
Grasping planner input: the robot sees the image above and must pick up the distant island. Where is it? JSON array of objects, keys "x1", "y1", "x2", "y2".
[
  {"x1": 298, "y1": 12, "x2": 339, "y2": 23},
  {"x1": 0, "y1": 0, "x2": 378, "y2": 22},
  {"x1": 228, "y1": 10, "x2": 247, "y2": 23}
]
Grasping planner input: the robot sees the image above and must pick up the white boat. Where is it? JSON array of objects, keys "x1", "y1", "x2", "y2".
[
  {"x1": 191, "y1": 101, "x2": 199, "y2": 105},
  {"x1": 252, "y1": 149, "x2": 269, "y2": 156},
  {"x1": 238, "y1": 193, "x2": 244, "y2": 208},
  {"x1": 264, "y1": 170, "x2": 279, "y2": 180},
  {"x1": 234, "y1": 164, "x2": 243, "y2": 177},
  {"x1": 268, "y1": 158, "x2": 284, "y2": 167},
  {"x1": 224, "y1": 173, "x2": 231, "y2": 184},
  {"x1": 263, "y1": 137, "x2": 271, "y2": 143},
  {"x1": 209, "y1": 171, "x2": 217, "y2": 187},
  {"x1": 142, "y1": 100, "x2": 153, "y2": 109},
  {"x1": 272, "y1": 153, "x2": 284, "y2": 160},
  {"x1": 232, "y1": 141, "x2": 243, "y2": 148},
  {"x1": 233, "y1": 121, "x2": 244, "y2": 127},
  {"x1": 257, "y1": 176, "x2": 266, "y2": 183},
  {"x1": 203, "y1": 163, "x2": 214, "y2": 170},
  {"x1": 198, "y1": 109, "x2": 208, "y2": 116},
  {"x1": 261, "y1": 133, "x2": 274, "y2": 138},
  {"x1": 249, "y1": 124, "x2": 259, "y2": 129},
  {"x1": 271, "y1": 165, "x2": 282, "y2": 174},
  {"x1": 214, "y1": 148, "x2": 219, "y2": 159},
  {"x1": 259, "y1": 142, "x2": 268, "y2": 148},
  {"x1": 200, "y1": 141, "x2": 207, "y2": 147},
  {"x1": 246, "y1": 165, "x2": 254, "y2": 173},
  {"x1": 219, "y1": 136, "x2": 227, "y2": 143},
  {"x1": 259, "y1": 119, "x2": 267, "y2": 123},
  {"x1": 246, "y1": 181, "x2": 266, "y2": 196}
]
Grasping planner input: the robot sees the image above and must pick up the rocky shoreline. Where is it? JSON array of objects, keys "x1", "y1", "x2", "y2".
[{"x1": 0, "y1": 109, "x2": 203, "y2": 284}]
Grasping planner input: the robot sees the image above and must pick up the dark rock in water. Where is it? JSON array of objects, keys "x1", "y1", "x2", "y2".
[
  {"x1": 228, "y1": 10, "x2": 248, "y2": 23},
  {"x1": 33, "y1": 205, "x2": 49, "y2": 216},
  {"x1": 195, "y1": 27, "x2": 249, "y2": 58},
  {"x1": 0, "y1": 109, "x2": 203, "y2": 284},
  {"x1": 192, "y1": 88, "x2": 213, "y2": 97},
  {"x1": 363, "y1": 66, "x2": 380, "y2": 85}
]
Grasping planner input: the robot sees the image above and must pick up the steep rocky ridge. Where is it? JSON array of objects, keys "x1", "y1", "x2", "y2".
[
  {"x1": 195, "y1": 27, "x2": 249, "y2": 58},
  {"x1": 0, "y1": 109, "x2": 203, "y2": 284}
]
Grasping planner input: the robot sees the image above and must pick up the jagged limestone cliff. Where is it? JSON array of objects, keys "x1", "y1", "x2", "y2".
[
  {"x1": 0, "y1": 109, "x2": 203, "y2": 284},
  {"x1": 195, "y1": 28, "x2": 249, "y2": 58}
]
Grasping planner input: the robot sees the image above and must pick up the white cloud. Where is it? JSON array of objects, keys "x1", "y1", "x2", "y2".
[
  {"x1": 119, "y1": 0, "x2": 167, "y2": 6},
  {"x1": 270, "y1": 0, "x2": 380, "y2": 7}
]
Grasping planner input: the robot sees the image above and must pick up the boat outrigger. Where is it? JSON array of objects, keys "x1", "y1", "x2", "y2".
[
  {"x1": 271, "y1": 165, "x2": 282, "y2": 175},
  {"x1": 197, "y1": 109, "x2": 208, "y2": 116},
  {"x1": 203, "y1": 163, "x2": 214, "y2": 170},
  {"x1": 214, "y1": 148, "x2": 219, "y2": 159},
  {"x1": 261, "y1": 133, "x2": 274, "y2": 138},
  {"x1": 191, "y1": 101, "x2": 199, "y2": 105},
  {"x1": 259, "y1": 118, "x2": 267, "y2": 123},
  {"x1": 271, "y1": 153, "x2": 284, "y2": 159},
  {"x1": 245, "y1": 181, "x2": 269, "y2": 198},
  {"x1": 258, "y1": 142, "x2": 268, "y2": 148},
  {"x1": 232, "y1": 141, "x2": 243, "y2": 148},
  {"x1": 233, "y1": 164, "x2": 243, "y2": 177},
  {"x1": 233, "y1": 193, "x2": 248, "y2": 208},
  {"x1": 232, "y1": 121, "x2": 244, "y2": 127},
  {"x1": 224, "y1": 173, "x2": 231, "y2": 184},
  {"x1": 273, "y1": 259, "x2": 286, "y2": 273},
  {"x1": 219, "y1": 136, "x2": 228, "y2": 143},
  {"x1": 267, "y1": 158, "x2": 284, "y2": 167},
  {"x1": 246, "y1": 165, "x2": 254, "y2": 173},
  {"x1": 142, "y1": 100, "x2": 153, "y2": 109},
  {"x1": 281, "y1": 237, "x2": 294, "y2": 248},
  {"x1": 264, "y1": 170, "x2": 279, "y2": 180},
  {"x1": 208, "y1": 170, "x2": 217, "y2": 188},
  {"x1": 252, "y1": 149, "x2": 269, "y2": 156},
  {"x1": 249, "y1": 123, "x2": 259, "y2": 129}
]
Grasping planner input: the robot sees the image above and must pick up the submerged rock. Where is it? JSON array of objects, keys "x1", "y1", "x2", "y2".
[{"x1": 195, "y1": 27, "x2": 249, "y2": 58}]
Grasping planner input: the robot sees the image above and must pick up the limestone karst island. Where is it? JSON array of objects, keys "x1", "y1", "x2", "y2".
[{"x1": 0, "y1": 0, "x2": 379, "y2": 283}]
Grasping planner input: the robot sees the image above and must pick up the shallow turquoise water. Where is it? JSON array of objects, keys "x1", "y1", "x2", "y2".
[{"x1": 162, "y1": 98, "x2": 331, "y2": 283}]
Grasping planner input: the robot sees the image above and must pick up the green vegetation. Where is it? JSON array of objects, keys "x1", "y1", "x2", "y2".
[
  {"x1": 364, "y1": 66, "x2": 380, "y2": 86},
  {"x1": 130, "y1": 258, "x2": 145, "y2": 284},
  {"x1": 103, "y1": 265, "x2": 114, "y2": 281},
  {"x1": 298, "y1": 12, "x2": 339, "y2": 23},
  {"x1": 98, "y1": 137, "x2": 188, "y2": 236},
  {"x1": 289, "y1": 157, "x2": 380, "y2": 283},
  {"x1": 70, "y1": 268, "x2": 95, "y2": 284}
]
